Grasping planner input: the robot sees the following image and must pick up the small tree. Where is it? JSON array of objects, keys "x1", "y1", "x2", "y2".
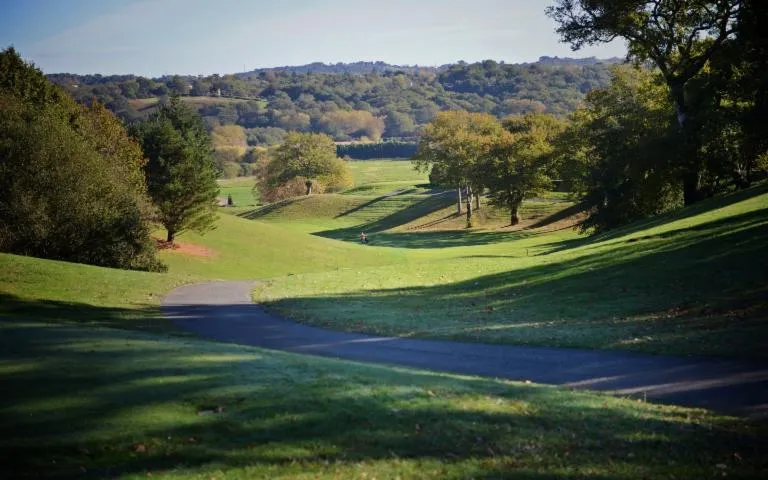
[
  {"x1": 268, "y1": 132, "x2": 348, "y2": 195},
  {"x1": 132, "y1": 96, "x2": 219, "y2": 243}
]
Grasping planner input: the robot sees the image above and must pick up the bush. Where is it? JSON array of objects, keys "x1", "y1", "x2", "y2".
[{"x1": 0, "y1": 94, "x2": 165, "y2": 271}]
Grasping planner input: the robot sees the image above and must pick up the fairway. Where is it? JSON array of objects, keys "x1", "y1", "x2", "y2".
[
  {"x1": 3, "y1": 141, "x2": 767, "y2": 479},
  {"x1": 253, "y1": 183, "x2": 768, "y2": 359}
]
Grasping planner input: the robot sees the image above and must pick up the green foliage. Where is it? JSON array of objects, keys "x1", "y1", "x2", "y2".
[
  {"x1": 132, "y1": 96, "x2": 219, "y2": 243},
  {"x1": 560, "y1": 67, "x2": 681, "y2": 232},
  {"x1": 336, "y1": 141, "x2": 417, "y2": 159},
  {"x1": 260, "y1": 132, "x2": 352, "y2": 200},
  {"x1": 0, "y1": 48, "x2": 163, "y2": 272},
  {"x1": 414, "y1": 111, "x2": 505, "y2": 226},
  {"x1": 547, "y1": 0, "x2": 742, "y2": 204},
  {"x1": 485, "y1": 113, "x2": 567, "y2": 224},
  {"x1": 49, "y1": 59, "x2": 618, "y2": 142}
]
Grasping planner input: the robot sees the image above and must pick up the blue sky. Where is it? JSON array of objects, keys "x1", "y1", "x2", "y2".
[{"x1": 2, "y1": 0, "x2": 627, "y2": 77}]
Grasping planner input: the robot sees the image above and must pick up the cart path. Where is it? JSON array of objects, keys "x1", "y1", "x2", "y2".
[{"x1": 162, "y1": 281, "x2": 768, "y2": 418}]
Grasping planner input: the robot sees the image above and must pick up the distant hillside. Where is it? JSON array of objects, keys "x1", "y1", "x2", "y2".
[
  {"x1": 48, "y1": 57, "x2": 621, "y2": 144},
  {"x1": 534, "y1": 56, "x2": 624, "y2": 65},
  {"x1": 241, "y1": 61, "x2": 439, "y2": 76}
]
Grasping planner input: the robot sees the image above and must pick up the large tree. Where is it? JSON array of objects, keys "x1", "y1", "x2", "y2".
[
  {"x1": 414, "y1": 111, "x2": 503, "y2": 227},
  {"x1": 0, "y1": 47, "x2": 163, "y2": 271},
  {"x1": 546, "y1": 0, "x2": 742, "y2": 204},
  {"x1": 558, "y1": 66, "x2": 680, "y2": 232},
  {"x1": 485, "y1": 113, "x2": 567, "y2": 225},
  {"x1": 263, "y1": 132, "x2": 351, "y2": 198},
  {"x1": 132, "y1": 96, "x2": 219, "y2": 244}
]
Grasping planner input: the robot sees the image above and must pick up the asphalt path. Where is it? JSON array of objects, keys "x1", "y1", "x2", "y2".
[{"x1": 163, "y1": 281, "x2": 768, "y2": 418}]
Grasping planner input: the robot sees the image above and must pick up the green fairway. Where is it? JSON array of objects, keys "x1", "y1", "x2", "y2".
[
  {"x1": 254, "y1": 184, "x2": 768, "y2": 359},
  {"x1": 347, "y1": 159, "x2": 428, "y2": 185},
  {"x1": 157, "y1": 213, "x2": 410, "y2": 280},
  {"x1": 217, "y1": 177, "x2": 258, "y2": 209},
  {"x1": 3, "y1": 155, "x2": 767, "y2": 478},
  {"x1": 2, "y1": 319, "x2": 765, "y2": 479}
]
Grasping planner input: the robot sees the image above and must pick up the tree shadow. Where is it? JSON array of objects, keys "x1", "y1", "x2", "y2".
[
  {"x1": 589, "y1": 182, "x2": 768, "y2": 243},
  {"x1": 1, "y1": 312, "x2": 765, "y2": 479},
  {"x1": 314, "y1": 192, "x2": 455, "y2": 242},
  {"x1": 264, "y1": 207, "x2": 768, "y2": 360}
]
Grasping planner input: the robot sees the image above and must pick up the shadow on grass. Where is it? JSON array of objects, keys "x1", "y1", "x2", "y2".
[
  {"x1": 264, "y1": 207, "x2": 768, "y2": 360},
  {"x1": 0, "y1": 294, "x2": 181, "y2": 334},
  {"x1": 315, "y1": 192, "x2": 456, "y2": 242},
  {"x1": 1, "y1": 313, "x2": 766, "y2": 479},
  {"x1": 590, "y1": 182, "x2": 768, "y2": 243}
]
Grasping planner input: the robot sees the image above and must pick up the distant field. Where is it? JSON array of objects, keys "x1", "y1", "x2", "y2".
[
  {"x1": 217, "y1": 177, "x2": 258, "y2": 209},
  {"x1": 347, "y1": 159, "x2": 428, "y2": 185}
]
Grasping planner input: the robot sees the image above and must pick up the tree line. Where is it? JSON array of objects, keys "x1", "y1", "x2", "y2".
[
  {"x1": 415, "y1": 0, "x2": 767, "y2": 232},
  {"x1": 0, "y1": 48, "x2": 220, "y2": 270},
  {"x1": 47, "y1": 59, "x2": 617, "y2": 145}
]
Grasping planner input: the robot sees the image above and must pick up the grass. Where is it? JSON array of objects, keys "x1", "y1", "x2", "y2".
[
  {"x1": 2, "y1": 318, "x2": 766, "y2": 479},
  {"x1": 253, "y1": 184, "x2": 768, "y2": 359},
  {"x1": 0, "y1": 253, "x2": 192, "y2": 331},
  {"x1": 3, "y1": 158, "x2": 767, "y2": 478},
  {"x1": 346, "y1": 159, "x2": 427, "y2": 185},
  {"x1": 157, "y1": 213, "x2": 409, "y2": 280},
  {"x1": 217, "y1": 177, "x2": 258, "y2": 209}
]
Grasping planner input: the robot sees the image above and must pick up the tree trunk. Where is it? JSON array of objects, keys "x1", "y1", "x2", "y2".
[
  {"x1": 465, "y1": 184, "x2": 473, "y2": 228},
  {"x1": 166, "y1": 229, "x2": 175, "y2": 244},
  {"x1": 670, "y1": 82, "x2": 702, "y2": 206},
  {"x1": 305, "y1": 180, "x2": 313, "y2": 195},
  {"x1": 509, "y1": 194, "x2": 521, "y2": 226},
  {"x1": 474, "y1": 192, "x2": 480, "y2": 211},
  {"x1": 456, "y1": 186, "x2": 462, "y2": 215},
  {"x1": 683, "y1": 170, "x2": 701, "y2": 205}
]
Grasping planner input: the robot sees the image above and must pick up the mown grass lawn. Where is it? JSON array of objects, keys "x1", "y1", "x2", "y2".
[
  {"x1": 2, "y1": 319, "x2": 766, "y2": 479},
  {"x1": 346, "y1": 158, "x2": 427, "y2": 185},
  {"x1": 254, "y1": 184, "x2": 768, "y2": 359}
]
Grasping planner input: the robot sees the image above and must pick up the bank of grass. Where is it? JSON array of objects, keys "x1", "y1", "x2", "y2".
[
  {"x1": 254, "y1": 184, "x2": 768, "y2": 359},
  {"x1": 2, "y1": 319, "x2": 766, "y2": 479},
  {"x1": 158, "y1": 213, "x2": 409, "y2": 279},
  {"x1": 0, "y1": 253, "x2": 192, "y2": 331}
]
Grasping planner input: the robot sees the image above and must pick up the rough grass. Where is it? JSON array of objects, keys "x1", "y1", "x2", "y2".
[
  {"x1": 254, "y1": 184, "x2": 768, "y2": 359},
  {"x1": 2, "y1": 319, "x2": 765, "y2": 479}
]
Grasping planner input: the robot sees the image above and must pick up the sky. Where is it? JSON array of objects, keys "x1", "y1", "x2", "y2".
[{"x1": 1, "y1": 0, "x2": 627, "y2": 77}]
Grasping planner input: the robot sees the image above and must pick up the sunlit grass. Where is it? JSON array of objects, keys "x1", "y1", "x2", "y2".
[
  {"x1": 346, "y1": 158, "x2": 427, "y2": 185},
  {"x1": 254, "y1": 184, "x2": 768, "y2": 359}
]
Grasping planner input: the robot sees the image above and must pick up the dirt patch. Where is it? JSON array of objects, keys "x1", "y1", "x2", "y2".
[{"x1": 155, "y1": 239, "x2": 218, "y2": 258}]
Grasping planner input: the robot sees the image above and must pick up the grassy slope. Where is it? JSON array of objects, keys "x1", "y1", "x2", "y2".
[
  {"x1": 2, "y1": 320, "x2": 765, "y2": 479},
  {"x1": 158, "y1": 213, "x2": 409, "y2": 280},
  {"x1": 254, "y1": 184, "x2": 768, "y2": 359},
  {"x1": 0, "y1": 253, "x2": 192, "y2": 331},
  {"x1": 2, "y1": 161, "x2": 767, "y2": 478},
  {"x1": 217, "y1": 177, "x2": 258, "y2": 209}
]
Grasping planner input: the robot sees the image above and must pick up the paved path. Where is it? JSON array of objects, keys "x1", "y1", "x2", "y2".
[{"x1": 163, "y1": 281, "x2": 768, "y2": 418}]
